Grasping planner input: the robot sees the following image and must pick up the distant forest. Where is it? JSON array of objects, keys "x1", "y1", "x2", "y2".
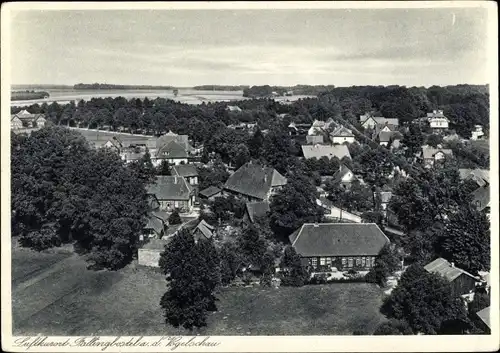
[
  {"x1": 74, "y1": 83, "x2": 174, "y2": 90},
  {"x1": 192, "y1": 85, "x2": 249, "y2": 91},
  {"x1": 243, "y1": 85, "x2": 337, "y2": 97},
  {"x1": 11, "y1": 90, "x2": 50, "y2": 101}
]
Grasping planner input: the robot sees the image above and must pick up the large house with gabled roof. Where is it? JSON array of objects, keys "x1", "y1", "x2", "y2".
[
  {"x1": 11, "y1": 110, "x2": 47, "y2": 130},
  {"x1": 289, "y1": 223, "x2": 390, "y2": 271},
  {"x1": 330, "y1": 126, "x2": 355, "y2": 144},
  {"x1": 301, "y1": 144, "x2": 351, "y2": 161},
  {"x1": 223, "y1": 162, "x2": 287, "y2": 202},
  {"x1": 424, "y1": 257, "x2": 478, "y2": 296},
  {"x1": 146, "y1": 175, "x2": 196, "y2": 212}
]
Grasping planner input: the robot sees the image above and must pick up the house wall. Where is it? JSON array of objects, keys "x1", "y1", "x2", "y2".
[
  {"x1": 379, "y1": 141, "x2": 389, "y2": 147},
  {"x1": 11, "y1": 118, "x2": 23, "y2": 129},
  {"x1": 158, "y1": 199, "x2": 192, "y2": 212},
  {"x1": 187, "y1": 176, "x2": 198, "y2": 185},
  {"x1": 429, "y1": 119, "x2": 449, "y2": 130},
  {"x1": 303, "y1": 255, "x2": 378, "y2": 271},
  {"x1": 362, "y1": 118, "x2": 377, "y2": 129},
  {"x1": 332, "y1": 136, "x2": 355, "y2": 144},
  {"x1": 138, "y1": 249, "x2": 162, "y2": 267},
  {"x1": 36, "y1": 119, "x2": 46, "y2": 127},
  {"x1": 451, "y1": 273, "x2": 477, "y2": 296}
]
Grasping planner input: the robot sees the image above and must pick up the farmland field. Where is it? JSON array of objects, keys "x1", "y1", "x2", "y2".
[
  {"x1": 11, "y1": 244, "x2": 386, "y2": 336},
  {"x1": 470, "y1": 139, "x2": 490, "y2": 155}
]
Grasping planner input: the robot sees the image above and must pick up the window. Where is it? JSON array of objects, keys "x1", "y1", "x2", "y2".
[
  {"x1": 311, "y1": 258, "x2": 318, "y2": 268},
  {"x1": 372, "y1": 257, "x2": 376, "y2": 266},
  {"x1": 348, "y1": 257, "x2": 353, "y2": 268},
  {"x1": 361, "y1": 257, "x2": 366, "y2": 267},
  {"x1": 320, "y1": 257, "x2": 326, "y2": 266},
  {"x1": 366, "y1": 257, "x2": 371, "y2": 267},
  {"x1": 326, "y1": 257, "x2": 332, "y2": 266},
  {"x1": 342, "y1": 257, "x2": 347, "y2": 266},
  {"x1": 356, "y1": 257, "x2": 362, "y2": 266}
]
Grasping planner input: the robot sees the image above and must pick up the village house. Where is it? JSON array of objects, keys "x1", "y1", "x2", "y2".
[
  {"x1": 459, "y1": 168, "x2": 490, "y2": 188},
  {"x1": 306, "y1": 135, "x2": 325, "y2": 144},
  {"x1": 172, "y1": 164, "x2": 199, "y2": 186},
  {"x1": 471, "y1": 185, "x2": 490, "y2": 217},
  {"x1": 227, "y1": 105, "x2": 242, "y2": 112},
  {"x1": 223, "y1": 161, "x2": 287, "y2": 202},
  {"x1": 146, "y1": 175, "x2": 196, "y2": 213},
  {"x1": 289, "y1": 223, "x2": 390, "y2": 271},
  {"x1": 421, "y1": 145, "x2": 453, "y2": 168},
  {"x1": 198, "y1": 186, "x2": 222, "y2": 201},
  {"x1": 424, "y1": 257, "x2": 478, "y2": 297},
  {"x1": 191, "y1": 219, "x2": 216, "y2": 242},
  {"x1": 427, "y1": 110, "x2": 449, "y2": 132},
  {"x1": 141, "y1": 211, "x2": 169, "y2": 241},
  {"x1": 11, "y1": 110, "x2": 47, "y2": 130},
  {"x1": 120, "y1": 151, "x2": 145, "y2": 164},
  {"x1": 153, "y1": 140, "x2": 189, "y2": 166},
  {"x1": 301, "y1": 144, "x2": 351, "y2": 160},
  {"x1": 330, "y1": 126, "x2": 356, "y2": 144},
  {"x1": 471, "y1": 125, "x2": 485, "y2": 140},
  {"x1": 307, "y1": 120, "x2": 326, "y2": 136},
  {"x1": 243, "y1": 201, "x2": 270, "y2": 224},
  {"x1": 102, "y1": 137, "x2": 123, "y2": 153},
  {"x1": 377, "y1": 131, "x2": 403, "y2": 148},
  {"x1": 288, "y1": 122, "x2": 312, "y2": 136},
  {"x1": 360, "y1": 113, "x2": 399, "y2": 130},
  {"x1": 332, "y1": 164, "x2": 358, "y2": 189}
]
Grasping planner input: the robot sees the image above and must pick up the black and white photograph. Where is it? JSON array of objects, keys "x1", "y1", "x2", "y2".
[{"x1": 1, "y1": 1, "x2": 498, "y2": 352}]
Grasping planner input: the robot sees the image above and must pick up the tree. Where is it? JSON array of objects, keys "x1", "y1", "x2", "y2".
[
  {"x1": 248, "y1": 128, "x2": 264, "y2": 158},
  {"x1": 231, "y1": 143, "x2": 250, "y2": 169},
  {"x1": 237, "y1": 224, "x2": 267, "y2": 269},
  {"x1": 11, "y1": 127, "x2": 148, "y2": 270},
  {"x1": 269, "y1": 171, "x2": 324, "y2": 237},
  {"x1": 468, "y1": 290, "x2": 490, "y2": 315},
  {"x1": 365, "y1": 244, "x2": 400, "y2": 286},
  {"x1": 218, "y1": 241, "x2": 243, "y2": 285},
  {"x1": 280, "y1": 246, "x2": 308, "y2": 287},
  {"x1": 438, "y1": 206, "x2": 490, "y2": 274},
  {"x1": 157, "y1": 160, "x2": 171, "y2": 175},
  {"x1": 168, "y1": 210, "x2": 182, "y2": 225},
  {"x1": 159, "y1": 229, "x2": 220, "y2": 329},
  {"x1": 130, "y1": 148, "x2": 156, "y2": 184},
  {"x1": 381, "y1": 264, "x2": 469, "y2": 334}
]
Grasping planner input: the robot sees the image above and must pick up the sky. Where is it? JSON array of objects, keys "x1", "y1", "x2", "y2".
[{"x1": 9, "y1": 8, "x2": 490, "y2": 87}]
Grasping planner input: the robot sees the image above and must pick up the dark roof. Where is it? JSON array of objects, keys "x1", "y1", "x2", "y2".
[
  {"x1": 245, "y1": 201, "x2": 270, "y2": 223},
  {"x1": 12, "y1": 110, "x2": 46, "y2": 121},
  {"x1": 147, "y1": 176, "x2": 193, "y2": 200},
  {"x1": 289, "y1": 223, "x2": 390, "y2": 257},
  {"x1": 378, "y1": 131, "x2": 403, "y2": 143},
  {"x1": 223, "y1": 162, "x2": 287, "y2": 200},
  {"x1": 421, "y1": 146, "x2": 453, "y2": 159},
  {"x1": 471, "y1": 186, "x2": 490, "y2": 211},
  {"x1": 156, "y1": 131, "x2": 190, "y2": 150},
  {"x1": 192, "y1": 219, "x2": 216, "y2": 240},
  {"x1": 373, "y1": 117, "x2": 399, "y2": 126},
  {"x1": 199, "y1": 186, "x2": 222, "y2": 198},
  {"x1": 172, "y1": 164, "x2": 198, "y2": 177},
  {"x1": 144, "y1": 215, "x2": 165, "y2": 234},
  {"x1": 156, "y1": 140, "x2": 188, "y2": 159},
  {"x1": 424, "y1": 257, "x2": 477, "y2": 282}
]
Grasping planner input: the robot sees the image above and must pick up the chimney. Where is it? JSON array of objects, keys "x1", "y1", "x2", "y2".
[
  {"x1": 451, "y1": 262, "x2": 455, "y2": 268},
  {"x1": 313, "y1": 223, "x2": 319, "y2": 227},
  {"x1": 174, "y1": 176, "x2": 178, "y2": 184},
  {"x1": 264, "y1": 173, "x2": 268, "y2": 183}
]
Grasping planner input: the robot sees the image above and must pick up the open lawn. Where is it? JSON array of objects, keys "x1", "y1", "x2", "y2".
[
  {"x1": 11, "y1": 245, "x2": 386, "y2": 335},
  {"x1": 470, "y1": 139, "x2": 490, "y2": 155}
]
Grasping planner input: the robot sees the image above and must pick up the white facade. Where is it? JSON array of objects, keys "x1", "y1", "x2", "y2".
[
  {"x1": 471, "y1": 125, "x2": 484, "y2": 140},
  {"x1": 429, "y1": 117, "x2": 449, "y2": 130},
  {"x1": 152, "y1": 158, "x2": 188, "y2": 167},
  {"x1": 331, "y1": 135, "x2": 355, "y2": 144}
]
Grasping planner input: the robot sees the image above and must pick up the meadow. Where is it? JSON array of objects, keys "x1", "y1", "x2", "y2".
[{"x1": 11, "y1": 244, "x2": 386, "y2": 336}]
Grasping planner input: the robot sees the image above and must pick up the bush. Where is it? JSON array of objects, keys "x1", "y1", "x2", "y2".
[{"x1": 168, "y1": 210, "x2": 182, "y2": 225}]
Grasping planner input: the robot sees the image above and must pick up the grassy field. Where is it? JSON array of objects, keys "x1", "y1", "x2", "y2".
[{"x1": 11, "y1": 245, "x2": 386, "y2": 336}]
